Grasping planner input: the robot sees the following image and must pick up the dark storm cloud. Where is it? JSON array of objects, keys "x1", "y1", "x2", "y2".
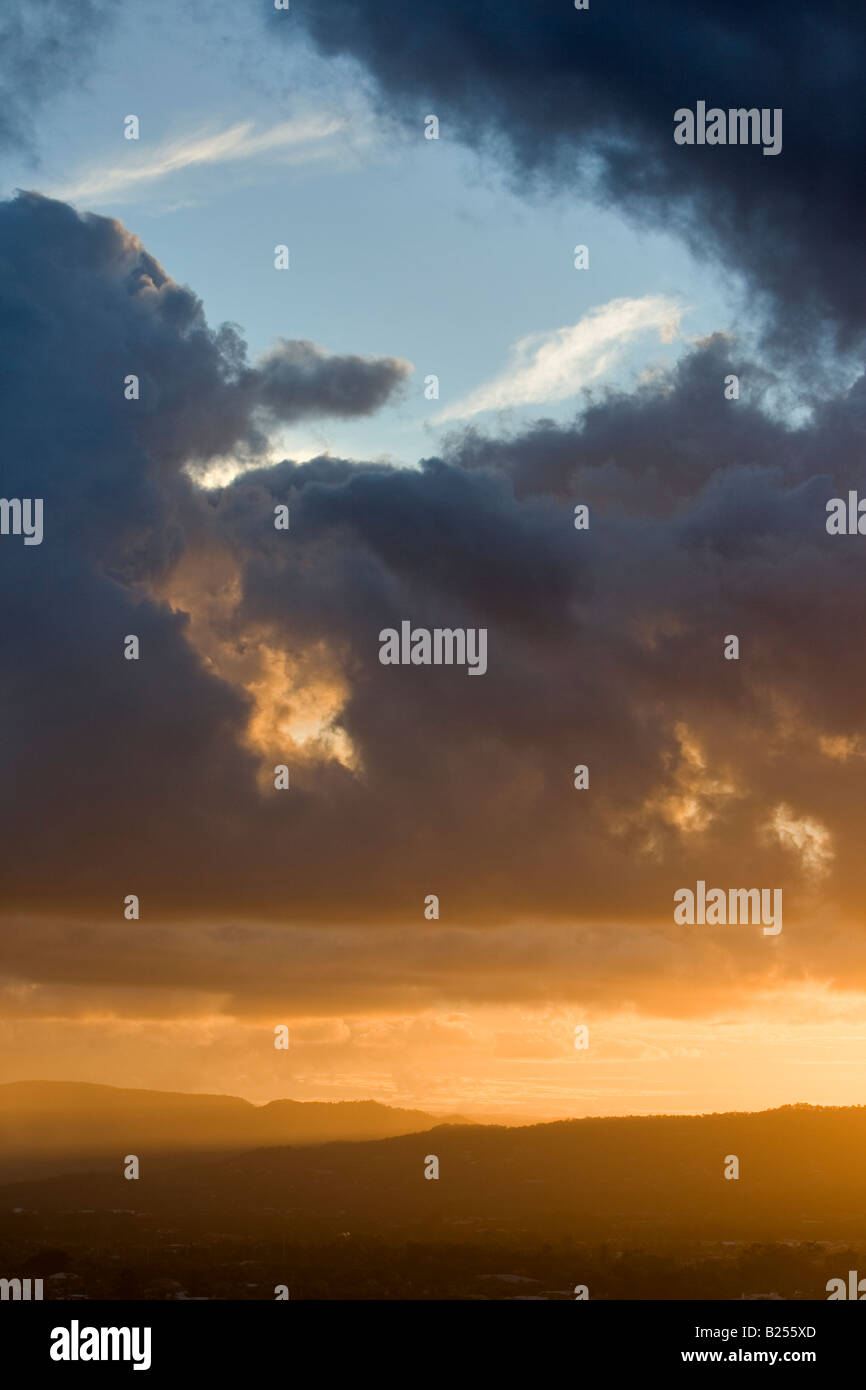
[
  {"x1": 253, "y1": 339, "x2": 409, "y2": 422},
  {"x1": 0, "y1": 913, "x2": 817, "y2": 1019},
  {"x1": 443, "y1": 337, "x2": 795, "y2": 514},
  {"x1": 0, "y1": 192, "x2": 409, "y2": 511},
  {"x1": 199, "y1": 335, "x2": 866, "y2": 959},
  {"x1": 0, "y1": 193, "x2": 408, "y2": 920},
  {"x1": 288, "y1": 0, "x2": 865, "y2": 350},
  {"x1": 3, "y1": 192, "x2": 866, "y2": 1015}
]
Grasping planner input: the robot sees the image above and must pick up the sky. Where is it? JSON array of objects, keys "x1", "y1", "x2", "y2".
[
  {"x1": 0, "y1": 0, "x2": 739, "y2": 472},
  {"x1": 1, "y1": 0, "x2": 865, "y2": 1119}
]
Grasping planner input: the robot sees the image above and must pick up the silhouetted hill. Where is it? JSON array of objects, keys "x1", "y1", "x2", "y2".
[
  {"x1": 3, "y1": 1102, "x2": 865, "y2": 1298},
  {"x1": 0, "y1": 1081, "x2": 472, "y2": 1179},
  {"x1": 2, "y1": 1102, "x2": 865, "y2": 1245}
]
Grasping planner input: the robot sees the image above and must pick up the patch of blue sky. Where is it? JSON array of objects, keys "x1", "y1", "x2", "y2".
[{"x1": 0, "y1": 0, "x2": 744, "y2": 473}]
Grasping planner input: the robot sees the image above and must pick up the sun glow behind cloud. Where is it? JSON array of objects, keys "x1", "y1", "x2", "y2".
[
  {"x1": 158, "y1": 544, "x2": 359, "y2": 784},
  {"x1": 244, "y1": 643, "x2": 358, "y2": 775},
  {"x1": 4, "y1": 988, "x2": 866, "y2": 1118}
]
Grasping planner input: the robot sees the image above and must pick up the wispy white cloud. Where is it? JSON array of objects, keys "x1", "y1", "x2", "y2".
[
  {"x1": 436, "y1": 295, "x2": 683, "y2": 422},
  {"x1": 50, "y1": 115, "x2": 351, "y2": 205}
]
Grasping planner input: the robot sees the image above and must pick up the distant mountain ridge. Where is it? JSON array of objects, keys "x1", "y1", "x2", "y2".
[
  {"x1": 0, "y1": 1080, "x2": 473, "y2": 1179},
  {"x1": 2, "y1": 1100, "x2": 865, "y2": 1251}
]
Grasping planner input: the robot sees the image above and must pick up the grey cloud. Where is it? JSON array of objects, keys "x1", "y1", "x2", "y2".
[{"x1": 251, "y1": 338, "x2": 411, "y2": 423}]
